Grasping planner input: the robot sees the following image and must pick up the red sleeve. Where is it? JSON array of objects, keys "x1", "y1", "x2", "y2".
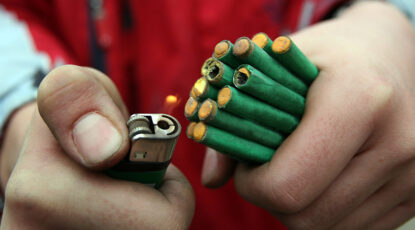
[{"x1": 0, "y1": 0, "x2": 88, "y2": 67}]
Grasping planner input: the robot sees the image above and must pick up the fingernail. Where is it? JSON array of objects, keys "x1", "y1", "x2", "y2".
[
  {"x1": 73, "y1": 112, "x2": 122, "y2": 166},
  {"x1": 201, "y1": 148, "x2": 218, "y2": 185}
]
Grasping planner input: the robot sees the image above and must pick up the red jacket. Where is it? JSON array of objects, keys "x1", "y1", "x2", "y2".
[{"x1": 0, "y1": 0, "x2": 347, "y2": 229}]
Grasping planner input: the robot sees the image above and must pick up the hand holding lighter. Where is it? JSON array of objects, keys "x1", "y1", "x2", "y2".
[{"x1": 106, "y1": 113, "x2": 181, "y2": 188}]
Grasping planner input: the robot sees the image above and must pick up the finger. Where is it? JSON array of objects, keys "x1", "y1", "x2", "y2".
[
  {"x1": 159, "y1": 164, "x2": 195, "y2": 224},
  {"x1": 37, "y1": 65, "x2": 130, "y2": 169},
  {"x1": 233, "y1": 64, "x2": 393, "y2": 213},
  {"x1": 201, "y1": 148, "x2": 236, "y2": 188},
  {"x1": 0, "y1": 102, "x2": 36, "y2": 190},
  {"x1": 330, "y1": 160, "x2": 415, "y2": 230},
  {"x1": 274, "y1": 149, "x2": 406, "y2": 229},
  {"x1": 6, "y1": 109, "x2": 194, "y2": 229},
  {"x1": 366, "y1": 199, "x2": 415, "y2": 230}
]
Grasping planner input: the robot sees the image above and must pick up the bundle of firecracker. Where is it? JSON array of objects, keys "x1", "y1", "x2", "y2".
[{"x1": 184, "y1": 33, "x2": 319, "y2": 163}]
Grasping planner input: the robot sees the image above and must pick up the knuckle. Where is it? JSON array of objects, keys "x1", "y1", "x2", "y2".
[
  {"x1": 360, "y1": 73, "x2": 395, "y2": 113},
  {"x1": 38, "y1": 65, "x2": 86, "y2": 100},
  {"x1": 235, "y1": 172, "x2": 311, "y2": 214},
  {"x1": 281, "y1": 216, "x2": 316, "y2": 230},
  {"x1": 37, "y1": 65, "x2": 101, "y2": 116},
  {"x1": 397, "y1": 122, "x2": 415, "y2": 159},
  {"x1": 5, "y1": 170, "x2": 46, "y2": 213},
  {"x1": 169, "y1": 193, "x2": 195, "y2": 228},
  {"x1": 408, "y1": 144, "x2": 415, "y2": 159},
  {"x1": 246, "y1": 173, "x2": 310, "y2": 214},
  {"x1": 153, "y1": 205, "x2": 193, "y2": 230},
  {"x1": 279, "y1": 209, "x2": 332, "y2": 230},
  {"x1": 166, "y1": 211, "x2": 193, "y2": 230},
  {"x1": 268, "y1": 181, "x2": 309, "y2": 213}
]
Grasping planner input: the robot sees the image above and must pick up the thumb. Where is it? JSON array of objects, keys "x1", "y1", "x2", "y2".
[{"x1": 37, "y1": 65, "x2": 130, "y2": 169}]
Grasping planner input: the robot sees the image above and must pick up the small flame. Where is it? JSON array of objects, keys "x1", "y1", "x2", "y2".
[
  {"x1": 165, "y1": 95, "x2": 178, "y2": 104},
  {"x1": 161, "y1": 94, "x2": 181, "y2": 114}
]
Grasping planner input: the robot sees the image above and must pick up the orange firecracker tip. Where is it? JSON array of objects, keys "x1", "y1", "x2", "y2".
[
  {"x1": 233, "y1": 37, "x2": 252, "y2": 58},
  {"x1": 186, "y1": 122, "x2": 197, "y2": 139},
  {"x1": 191, "y1": 77, "x2": 219, "y2": 101},
  {"x1": 190, "y1": 86, "x2": 197, "y2": 98},
  {"x1": 272, "y1": 36, "x2": 291, "y2": 54},
  {"x1": 217, "y1": 87, "x2": 232, "y2": 107},
  {"x1": 193, "y1": 122, "x2": 207, "y2": 141},
  {"x1": 214, "y1": 41, "x2": 230, "y2": 58},
  {"x1": 252, "y1": 33, "x2": 269, "y2": 49},
  {"x1": 185, "y1": 97, "x2": 199, "y2": 116},
  {"x1": 198, "y1": 99, "x2": 217, "y2": 121},
  {"x1": 193, "y1": 77, "x2": 208, "y2": 97}
]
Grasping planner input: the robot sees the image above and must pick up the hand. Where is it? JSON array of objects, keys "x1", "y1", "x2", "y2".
[
  {"x1": 202, "y1": 2, "x2": 415, "y2": 229},
  {"x1": 0, "y1": 65, "x2": 194, "y2": 229}
]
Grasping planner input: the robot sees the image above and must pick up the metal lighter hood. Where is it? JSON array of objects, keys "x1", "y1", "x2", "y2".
[{"x1": 127, "y1": 114, "x2": 181, "y2": 163}]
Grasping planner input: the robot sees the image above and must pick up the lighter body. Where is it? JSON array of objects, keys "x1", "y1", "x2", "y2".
[{"x1": 106, "y1": 113, "x2": 181, "y2": 188}]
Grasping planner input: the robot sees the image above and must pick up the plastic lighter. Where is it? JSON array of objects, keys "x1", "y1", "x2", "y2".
[{"x1": 106, "y1": 113, "x2": 181, "y2": 188}]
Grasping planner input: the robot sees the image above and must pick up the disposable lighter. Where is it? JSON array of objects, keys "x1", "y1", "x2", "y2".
[{"x1": 106, "y1": 113, "x2": 181, "y2": 188}]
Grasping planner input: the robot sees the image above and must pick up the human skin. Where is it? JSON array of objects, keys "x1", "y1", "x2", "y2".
[
  {"x1": 202, "y1": 2, "x2": 415, "y2": 229},
  {"x1": 0, "y1": 66, "x2": 195, "y2": 229},
  {"x1": 1, "y1": 1, "x2": 415, "y2": 230}
]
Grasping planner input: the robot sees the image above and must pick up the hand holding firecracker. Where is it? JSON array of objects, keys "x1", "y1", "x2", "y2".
[
  {"x1": 194, "y1": 3, "x2": 415, "y2": 229},
  {"x1": 185, "y1": 33, "x2": 317, "y2": 163}
]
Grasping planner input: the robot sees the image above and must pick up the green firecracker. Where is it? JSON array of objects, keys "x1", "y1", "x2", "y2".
[
  {"x1": 193, "y1": 122, "x2": 275, "y2": 163},
  {"x1": 217, "y1": 86, "x2": 299, "y2": 134},
  {"x1": 205, "y1": 59, "x2": 235, "y2": 87},
  {"x1": 271, "y1": 36, "x2": 318, "y2": 85},
  {"x1": 191, "y1": 77, "x2": 219, "y2": 101},
  {"x1": 199, "y1": 99, "x2": 284, "y2": 148},
  {"x1": 201, "y1": 57, "x2": 217, "y2": 77},
  {"x1": 184, "y1": 97, "x2": 200, "y2": 121},
  {"x1": 213, "y1": 40, "x2": 241, "y2": 69},
  {"x1": 233, "y1": 37, "x2": 307, "y2": 96},
  {"x1": 252, "y1": 32, "x2": 274, "y2": 55},
  {"x1": 234, "y1": 65, "x2": 305, "y2": 117}
]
